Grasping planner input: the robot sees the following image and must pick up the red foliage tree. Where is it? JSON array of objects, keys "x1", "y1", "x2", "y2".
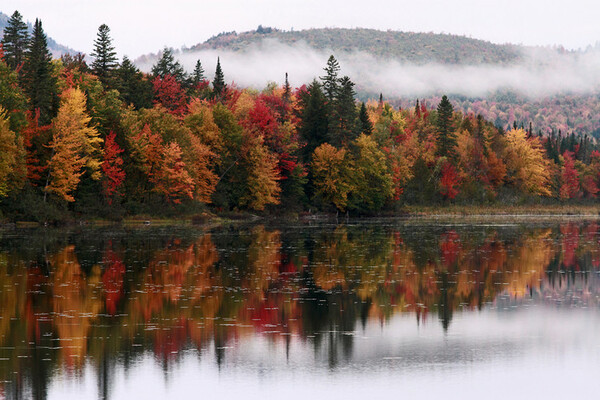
[
  {"x1": 152, "y1": 74, "x2": 187, "y2": 116},
  {"x1": 21, "y1": 110, "x2": 52, "y2": 185},
  {"x1": 560, "y1": 151, "x2": 580, "y2": 199},
  {"x1": 439, "y1": 161, "x2": 460, "y2": 199},
  {"x1": 101, "y1": 131, "x2": 125, "y2": 204}
]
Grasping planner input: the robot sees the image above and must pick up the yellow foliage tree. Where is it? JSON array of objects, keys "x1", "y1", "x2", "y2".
[
  {"x1": 240, "y1": 135, "x2": 281, "y2": 210},
  {"x1": 45, "y1": 88, "x2": 103, "y2": 201},
  {"x1": 0, "y1": 107, "x2": 25, "y2": 197},
  {"x1": 312, "y1": 143, "x2": 353, "y2": 211},
  {"x1": 504, "y1": 128, "x2": 551, "y2": 196},
  {"x1": 350, "y1": 134, "x2": 394, "y2": 210},
  {"x1": 186, "y1": 135, "x2": 218, "y2": 203}
]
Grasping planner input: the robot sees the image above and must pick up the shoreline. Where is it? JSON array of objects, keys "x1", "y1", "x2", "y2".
[{"x1": 2, "y1": 204, "x2": 600, "y2": 228}]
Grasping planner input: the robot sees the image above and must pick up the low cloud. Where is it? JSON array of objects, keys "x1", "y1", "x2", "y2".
[{"x1": 136, "y1": 38, "x2": 600, "y2": 98}]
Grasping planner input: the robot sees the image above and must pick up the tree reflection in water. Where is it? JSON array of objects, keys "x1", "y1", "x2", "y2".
[{"x1": 0, "y1": 221, "x2": 599, "y2": 398}]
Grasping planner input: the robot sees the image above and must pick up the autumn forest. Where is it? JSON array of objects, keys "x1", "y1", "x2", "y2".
[{"x1": 1, "y1": 12, "x2": 599, "y2": 222}]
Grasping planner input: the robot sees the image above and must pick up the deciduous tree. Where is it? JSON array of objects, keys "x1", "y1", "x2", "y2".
[{"x1": 45, "y1": 88, "x2": 102, "y2": 202}]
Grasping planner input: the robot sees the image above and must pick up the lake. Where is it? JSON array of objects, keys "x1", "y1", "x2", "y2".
[{"x1": 1, "y1": 219, "x2": 599, "y2": 399}]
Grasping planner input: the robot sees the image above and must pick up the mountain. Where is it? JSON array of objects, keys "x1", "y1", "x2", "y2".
[
  {"x1": 0, "y1": 11, "x2": 76, "y2": 57},
  {"x1": 188, "y1": 27, "x2": 523, "y2": 65}
]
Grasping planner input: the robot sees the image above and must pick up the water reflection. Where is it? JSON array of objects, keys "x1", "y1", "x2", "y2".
[{"x1": 1, "y1": 221, "x2": 600, "y2": 398}]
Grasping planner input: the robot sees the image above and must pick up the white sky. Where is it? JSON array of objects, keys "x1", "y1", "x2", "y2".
[{"x1": 2, "y1": 0, "x2": 600, "y2": 58}]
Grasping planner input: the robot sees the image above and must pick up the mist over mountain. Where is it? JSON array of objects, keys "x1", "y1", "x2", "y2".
[
  {"x1": 134, "y1": 27, "x2": 600, "y2": 136},
  {"x1": 0, "y1": 11, "x2": 76, "y2": 57}
]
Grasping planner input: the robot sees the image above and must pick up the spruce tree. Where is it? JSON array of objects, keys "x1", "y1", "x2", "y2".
[
  {"x1": 435, "y1": 95, "x2": 457, "y2": 160},
  {"x1": 283, "y1": 72, "x2": 291, "y2": 104},
  {"x1": 320, "y1": 55, "x2": 340, "y2": 102},
  {"x1": 212, "y1": 57, "x2": 226, "y2": 100},
  {"x1": 359, "y1": 102, "x2": 373, "y2": 135},
  {"x1": 23, "y1": 19, "x2": 57, "y2": 125},
  {"x1": 116, "y1": 56, "x2": 152, "y2": 109},
  {"x1": 298, "y1": 80, "x2": 328, "y2": 163},
  {"x1": 91, "y1": 24, "x2": 118, "y2": 89},
  {"x1": 151, "y1": 47, "x2": 187, "y2": 84},
  {"x1": 329, "y1": 76, "x2": 358, "y2": 146},
  {"x1": 1, "y1": 11, "x2": 30, "y2": 71},
  {"x1": 191, "y1": 59, "x2": 205, "y2": 86}
]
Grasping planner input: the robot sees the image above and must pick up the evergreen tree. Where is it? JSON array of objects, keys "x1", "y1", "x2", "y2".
[
  {"x1": 435, "y1": 95, "x2": 457, "y2": 160},
  {"x1": 282, "y1": 72, "x2": 291, "y2": 104},
  {"x1": 116, "y1": 56, "x2": 152, "y2": 109},
  {"x1": 191, "y1": 59, "x2": 206, "y2": 86},
  {"x1": 151, "y1": 47, "x2": 187, "y2": 84},
  {"x1": 1, "y1": 11, "x2": 30, "y2": 71},
  {"x1": 298, "y1": 80, "x2": 328, "y2": 163},
  {"x1": 22, "y1": 19, "x2": 57, "y2": 125},
  {"x1": 359, "y1": 102, "x2": 373, "y2": 135},
  {"x1": 90, "y1": 24, "x2": 118, "y2": 88},
  {"x1": 320, "y1": 55, "x2": 340, "y2": 102},
  {"x1": 329, "y1": 76, "x2": 358, "y2": 146},
  {"x1": 212, "y1": 57, "x2": 226, "y2": 100}
]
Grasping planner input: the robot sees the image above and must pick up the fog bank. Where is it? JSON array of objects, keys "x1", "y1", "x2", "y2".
[{"x1": 136, "y1": 39, "x2": 600, "y2": 98}]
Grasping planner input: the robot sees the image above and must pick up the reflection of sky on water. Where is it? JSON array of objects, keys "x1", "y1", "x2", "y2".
[{"x1": 45, "y1": 308, "x2": 600, "y2": 399}]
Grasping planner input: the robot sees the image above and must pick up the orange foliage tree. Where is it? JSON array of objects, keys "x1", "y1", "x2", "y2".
[{"x1": 45, "y1": 88, "x2": 102, "y2": 202}]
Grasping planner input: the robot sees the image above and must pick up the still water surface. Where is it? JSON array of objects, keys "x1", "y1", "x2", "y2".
[{"x1": 1, "y1": 220, "x2": 599, "y2": 399}]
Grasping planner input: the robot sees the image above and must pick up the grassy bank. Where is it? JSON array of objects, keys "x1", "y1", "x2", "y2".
[{"x1": 405, "y1": 204, "x2": 600, "y2": 218}]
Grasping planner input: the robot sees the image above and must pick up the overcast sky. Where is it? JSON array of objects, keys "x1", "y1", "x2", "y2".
[{"x1": 3, "y1": 0, "x2": 600, "y2": 58}]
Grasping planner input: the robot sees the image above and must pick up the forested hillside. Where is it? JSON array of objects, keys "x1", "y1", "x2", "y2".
[
  {"x1": 188, "y1": 27, "x2": 522, "y2": 65},
  {"x1": 394, "y1": 93, "x2": 600, "y2": 139}
]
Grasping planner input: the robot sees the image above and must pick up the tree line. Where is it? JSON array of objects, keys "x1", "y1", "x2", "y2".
[{"x1": 0, "y1": 11, "x2": 599, "y2": 221}]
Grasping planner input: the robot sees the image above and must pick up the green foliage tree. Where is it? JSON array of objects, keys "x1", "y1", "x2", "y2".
[
  {"x1": 298, "y1": 80, "x2": 328, "y2": 163},
  {"x1": 212, "y1": 57, "x2": 226, "y2": 100},
  {"x1": 0, "y1": 11, "x2": 30, "y2": 71},
  {"x1": 349, "y1": 134, "x2": 393, "y2": 210},
  {"x1": 116, "y1": 56, "x2": 153, "y2": 109},
  {"x1": 151, "y1": 47, "x2": 187, "y2": 84},
  {"x1": 328, "y1": 75, "x2": 358, "y2": 147},
  {"x1": 0, "y1": 57, "x2": 28, "y2": 131},
  {"x1": 22, "y1": 19, "x2": 58, "y2": 125},
  {"x1": 191, "y1": 60, "x2": 206, "y2": 86},
  {"x1": 282, "y1": 72, "x2": 291, "y2": 104},
  {"x1": 320, "y1": 55, "x2": 340, "y2": 102},
  {"x1": 435, "y1": 95, "x2": 457, "y2": 160},
  {"x1": 359, "y1": 102, "x2": 373, "y2": 135},
  {"x1": 91, "y1": 24, "x2": 118, "y2": 89}
]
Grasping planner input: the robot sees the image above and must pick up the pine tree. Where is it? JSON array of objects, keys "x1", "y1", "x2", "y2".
[
  {"x1": 435, "y1": 95, "x2": 457, "y2": 160},
  {"x1": 91, "y1": 24, "x2": 118, "y2": 89},
  {"x1": 191, "y1": 59, "x2": 206, "y2": 86},
  {"x1": 22, "y1": 19, "x2": 57, "y2": 125},
  {"x1": 320, "y1": 55, "x2": 340, "y2": 102},
  {"x1": 359, "y1": 102, "x2": 373, "y2": 135},
  {"x1": 151, "y1": 47, "x2": 187, "y2": 84},
  {"x1": 212, "y1": 57, "x2": 226, "y2": 100},
  {"x1": 0, "y1": 11, "x2": 30, "y2": 71}
]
